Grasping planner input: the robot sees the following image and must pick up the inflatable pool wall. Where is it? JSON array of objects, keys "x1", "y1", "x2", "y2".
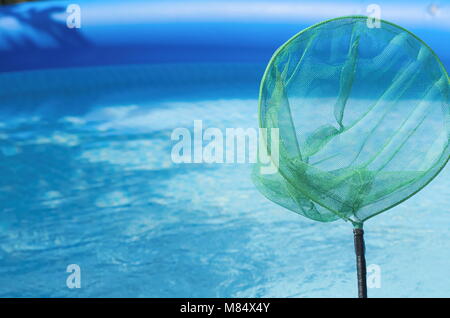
[{"x1": 0, "y1": 0, "x2": 449, "y2": 73}]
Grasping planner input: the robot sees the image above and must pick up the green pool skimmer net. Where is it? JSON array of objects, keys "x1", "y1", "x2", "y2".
[{"x1": 252, "y1": 16, "x2": 449, "y2": 297}]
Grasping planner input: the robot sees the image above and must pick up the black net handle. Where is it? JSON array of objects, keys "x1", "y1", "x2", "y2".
[{"x1": 353, "y1": 228, "x2": 367, "y2": 298}]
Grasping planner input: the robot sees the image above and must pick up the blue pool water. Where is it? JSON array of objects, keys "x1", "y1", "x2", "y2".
[{"x1": 0, "y1": 63, "x2": 449, "y2": 297}]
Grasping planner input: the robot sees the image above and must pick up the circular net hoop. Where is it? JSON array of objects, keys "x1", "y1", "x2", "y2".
[{"x1": 253, "y1": 16, "x2": 449, "y2": 225}]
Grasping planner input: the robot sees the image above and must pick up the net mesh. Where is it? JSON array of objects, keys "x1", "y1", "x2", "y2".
[{"x1": 253, "y1": 16, "x2": 449, "y2": 225}]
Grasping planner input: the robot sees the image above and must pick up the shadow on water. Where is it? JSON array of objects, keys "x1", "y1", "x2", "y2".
[
  {"x1": 0, "y1": 63, "x2": 263, "y2": 118},
  {"x1": 0, "y1": 121, "x2": 267, "y2": 296}
]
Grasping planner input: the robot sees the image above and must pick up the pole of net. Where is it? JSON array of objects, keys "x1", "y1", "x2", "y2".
[{"x1": 353, "y1": 226, "x2": 367, "y2": 298}]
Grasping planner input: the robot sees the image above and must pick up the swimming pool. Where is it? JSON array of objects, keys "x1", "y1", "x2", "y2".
[{"x1": 0, "y1": 0, "x2": 449, "y2": 297}]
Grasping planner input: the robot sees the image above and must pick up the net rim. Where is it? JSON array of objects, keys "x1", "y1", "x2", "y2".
[{"x1": 257, "y1": 15, "x2": 450, "y2": 224}]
